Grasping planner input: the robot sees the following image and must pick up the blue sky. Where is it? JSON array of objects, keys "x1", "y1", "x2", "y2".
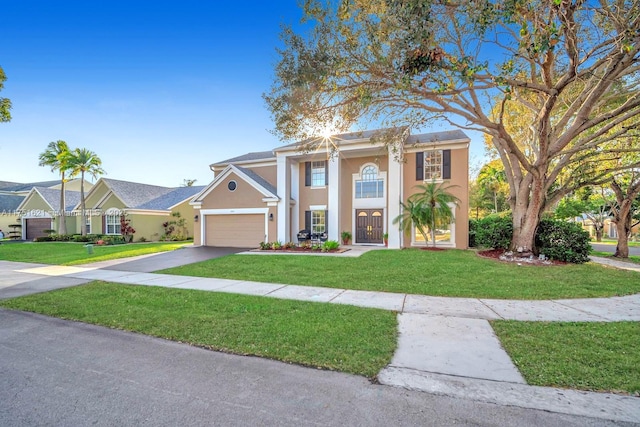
[{"x1": 1, "y1": 1, "x2": 485, "y2": 187}]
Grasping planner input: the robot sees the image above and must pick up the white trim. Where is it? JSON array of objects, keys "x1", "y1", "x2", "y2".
[
  {"x1": 290, "y1": 161, "x2": 300, "y2": 237},
  {"x1": 387, "y1": 143, "x2": 403, "y2": 248},
  {"x1": 193, "y1": 164, "x2": 279, "y2": 204},
  {"x1": 276, "y1": 154, "x2": 290, "y2": 242},
  {"x1": 404, "y1": 141, "x2": 469, "y2": 153},
  {"x1": 200, "y1": 208, "x2": 270, "y2": 246},
  {"x1": 328, "y1": 157, "x2": 340, "y2": 241},
  {"x1": 210, "y1": 159, "x2": 276, "y2": 171},
  {"x1": 16, "y1": 187, "x2": 55, "y2": 212},
  {"x1": 309, "y1": 204, "x2": 327, "y2": 211},
  {"x1": 125, "y1": 209, "x2": 171, "y2": 216}
]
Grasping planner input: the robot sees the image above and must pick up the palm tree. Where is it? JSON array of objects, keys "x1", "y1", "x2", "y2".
[
  {"x1": 38, "y1": 140, "x2": 71, "y2": 235},
  {"x1": 392, "y1": 198, "x2": 430, "y2": 244},
  {"x1": 68, "y1": 148, "x2": 105, "y2": 236},
  {"x1": 394, "y1": 181, "x2": 461, "y2": 247}
]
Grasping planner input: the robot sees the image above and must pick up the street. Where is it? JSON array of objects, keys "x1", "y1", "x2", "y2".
[{"x1": 1, "y1": 309, "x2": 630, "y2": 427}]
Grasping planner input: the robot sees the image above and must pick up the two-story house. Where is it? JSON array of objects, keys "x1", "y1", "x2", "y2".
[{"x1": 191, "y1": 128, "x2": 469, "y2": 249}]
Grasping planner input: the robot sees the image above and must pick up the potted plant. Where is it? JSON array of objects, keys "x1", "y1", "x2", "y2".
[
  {"x1": 383, "y1": 232, "x2": 389, "y2": 247},
  {"x1": 341, "y1": 230, "x2": 352, "y2": 245}
]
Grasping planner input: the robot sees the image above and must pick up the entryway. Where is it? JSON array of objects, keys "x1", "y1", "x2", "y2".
[{"x1": 355, "y1": 209, "x2": 383, "y2": 244}]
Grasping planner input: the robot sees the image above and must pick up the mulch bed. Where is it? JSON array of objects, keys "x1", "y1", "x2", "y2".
[
  {"x1": 254, "y1": 248, "x2": 349, "y2": 254},
  {"x1": 477, "y1": 249, "x2": 566, "y2": 266}
]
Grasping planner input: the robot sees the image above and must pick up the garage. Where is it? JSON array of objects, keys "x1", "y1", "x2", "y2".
[
  {"x1": 205, "y1": 214, "x2": 265, "y2": 248},
  {"x1": 25, "y1": 218, "x2": 52, "y2": 240}
]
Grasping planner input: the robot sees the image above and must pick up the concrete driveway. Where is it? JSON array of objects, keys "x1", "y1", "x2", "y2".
[
  {"x1": 591, "y1": 242, "x2": 640, "y2": 256},
  {"x1": 82, "y1": 245, "x2": 249, "y2": 272},
  {"x1": 0, "y1": 309, "x2": 617, "y2": 427}
]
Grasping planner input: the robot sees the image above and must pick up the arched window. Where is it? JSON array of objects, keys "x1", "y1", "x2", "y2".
[
  {"x1": 362, "y1": 165, "x2": 378, "y2": 181},
  {"x1": 355, "y1": 164, "x2": 384, "y2": 198}
]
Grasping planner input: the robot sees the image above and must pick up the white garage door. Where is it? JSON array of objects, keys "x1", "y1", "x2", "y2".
[{"x1": 205, "y1": 214, "x2": 265, "y2": 248}]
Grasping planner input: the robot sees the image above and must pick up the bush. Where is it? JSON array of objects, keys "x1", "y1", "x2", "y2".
[
  {"x1": 34, "y1": 236, "x2": 53, "y2": 242},
  {"x1": 259, "y1": 241, "x2": 271, "y2": 250},
  {"x1": 474, "y1": 215, "x2": 513, "y2": 250},
  {"x1": 72, "y1": 234, "x2": 92, "y2": 243},
  {"x1": 536, "y1": 219, "x2": 591, "y2": 263},
  {"x1": 322, "y1": 240, "x2": 340, "y2": 251},
  {"x1": 468, "y1": 219, "x2": 477, "y2": 248}
]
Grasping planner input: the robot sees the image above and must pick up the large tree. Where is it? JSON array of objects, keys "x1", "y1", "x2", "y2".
[
  {"x1": 68, "y1": 148, "x2": 105, "y2": 236},
  {"x1": 38, "y1": 141, "x2": 72, "y2": 235},
  {"x1": 0, "y1": 66, "x2": 11, "y2": 123},
  {"x1": 609, "y1": 170, "x2": 640, "y2": 257},
  {"x1": 265, "y1": 0, "x2": 640, "y2": 254}
]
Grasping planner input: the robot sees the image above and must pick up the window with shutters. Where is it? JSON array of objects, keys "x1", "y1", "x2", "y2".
[
  {"x1": 311, "y1": 210, "x2": 325, "y2": 233},
  {"x1": 424, "y1": 150, "x2": 443, "y2": 180}
]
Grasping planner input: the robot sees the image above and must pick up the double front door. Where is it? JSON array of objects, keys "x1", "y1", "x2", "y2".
[{"x1": 355, "y1": 209, "x2": 383, "y2": 244}]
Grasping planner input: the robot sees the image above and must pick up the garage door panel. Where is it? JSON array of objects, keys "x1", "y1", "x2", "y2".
[
  {"x1": 205, "y1": 214, "x2": 265, "y2": 248},
  {"x1": 26, "y1": 218, "x2": 52, "y2": 240}
]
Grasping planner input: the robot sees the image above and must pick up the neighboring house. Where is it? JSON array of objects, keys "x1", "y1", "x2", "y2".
[
  {"x1": 79, "y1": 178, "x2": 205, "y2": 241},
  {"x1": 16, "y1": 187, "x2": 81, "y2": 239},
  {"x1": 0, "y1": 179, "x2": 92, "y2": 239},
  {"x1": 191, "y1": 128, "x2": 470, "y2": 249},
  {"x1": 578, "y1": 216, "x2": 640, "y2": 240}
]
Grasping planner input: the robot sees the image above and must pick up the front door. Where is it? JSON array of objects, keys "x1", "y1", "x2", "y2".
[{"x1": 355, "y1": 209, "x2": 383, "y2": 244}]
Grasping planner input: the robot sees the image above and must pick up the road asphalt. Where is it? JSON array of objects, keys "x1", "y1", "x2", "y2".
[{"x1": 0, "y1": 246, "x2": 638, "y2": 424}]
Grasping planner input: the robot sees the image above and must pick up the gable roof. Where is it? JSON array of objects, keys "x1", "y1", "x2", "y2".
[
  {"x1": 0, "y1": 180, "x2": 61, "y2": 192},
  {"x1": 136, "y1": 185, "x2": 206, "y2": 210},
  {"x1": 273, "y1": 127, "x2": 409, "y2": 152},
  {"x1": 211, "y1": 150, "x2": 275, "y2": 168},
  {"x1": 17, "y1": 187, "x2": 81, "y2": 213},
  {"x1": 100, "y1": 178, "x2": 175, "y2": 209},
  {"x1": 0, "y1": 193, "x2": 25, "y2": 212},
  {"x1": 192, "y1": 164, "x2": 279, "y2": 204}
]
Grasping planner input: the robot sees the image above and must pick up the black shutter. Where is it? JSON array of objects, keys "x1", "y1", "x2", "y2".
[
  {"x1": 305, "y1": 211, "x2": 311, "y2": 231},
  {"x1": 416, "y1": 152, "x2": 424, "y2": 181},
  {"x1": 324, "y1": 210, "x2": 328, "y2": 233},
  {"x1": 442, "y1": 149, "x2": 451, "y2": 179},
  {"x1": 305, "y1": 162, "x2": 311, "y2": 187},
  {"x1": 324, "y1": 161, "x2": 328, "y2": 185}
]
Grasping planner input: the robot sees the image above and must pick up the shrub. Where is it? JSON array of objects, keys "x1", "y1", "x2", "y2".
[
  {"x1": 468, "y1": 219, "x2": 477, "y2": 248},
  {"x1": 474, "y1": 215, "x2": 513, "y2": 249},
  {"x1": 271, "y1": 241, "x2": 282, "y2": 250},
  {"x1": 322, "y1": 240, "x2": 340, "y2": 251},
  {"x1": 536, "y1": 219, "x2": 591, "y2": 263},
  {"x1": 34, "y1": 236, "x2": 53, "y2": 242},
  {"x1": 72, "y1": 234, "x2": 92, "y2": 243},
  {"x1": 259, "y1": 241, "x2": 271, "y2": 250}
]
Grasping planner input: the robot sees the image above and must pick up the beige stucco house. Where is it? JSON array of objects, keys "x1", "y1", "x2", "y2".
[
  {"x1": 78, "y1": 178, "x2": 204, "y2": 241},
  {"x1": 1, "y1": 179, "x2": 90, "y2": 239},
  {"x1": 191, "y1": 128, "x2": 470, "y2": 249}
]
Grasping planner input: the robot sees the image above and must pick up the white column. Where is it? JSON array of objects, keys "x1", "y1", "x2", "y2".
[
  {"x1": 328, "y1": 156, "x2": 340, "y2": 241},
  {"x1": 387, "y1": 145, "x2": 403, "y2": 249},
  {"x1": 276, "y1": 154, "x2": 291, "y2": 243},
  {"x1": 290, "y1": 161, "x2": 299, "y2": 235}
]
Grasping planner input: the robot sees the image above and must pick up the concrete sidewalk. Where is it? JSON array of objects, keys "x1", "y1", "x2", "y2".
[{"x1": 1, "y1": 258, "x2": 639, "y2": 422}]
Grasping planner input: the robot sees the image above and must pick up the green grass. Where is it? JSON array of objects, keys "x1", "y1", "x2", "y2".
[
  {"x1": 492, "y1": 321, "x2": 640, "y2": 394},
  {"x1": 591, "y1": 251, "x2": 640, "y2": 265},
  {"x1": 159, "y1": 249, "x2": 640, "y2": 300},
  {"x1": 596, "y1": 239, "x2": 640, "y2": 247},
  {"x1": 0, "y1": 241, "x2": 189, "y2": 265},
  {"x1": 0, "y1": 282, "x2": 397, "y2": 378}
]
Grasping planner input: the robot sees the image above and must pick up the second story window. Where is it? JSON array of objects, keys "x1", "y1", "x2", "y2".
[
  {"x1": 355, "y1": 165, "x2": 384, "y2": 198},
  {"x1": 311, "y1": 161, "x2": 326, "y2": 187},
  {"x1": 424, "y1": 150, "x2": 443, "y2": 181}
]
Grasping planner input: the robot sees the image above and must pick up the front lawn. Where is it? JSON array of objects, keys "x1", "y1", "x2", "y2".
[
  {"x1": 159, "y1": 249, "x2": 640, "y2": 300},
  {"x1": 492, "y1": 321, "x2": 640, "y2": 394},
  {"x1": 0, "y1": 282, "x2": 397, "y2": 378},
  {"x1": 0, "y1": 241, "x2": 189, "y2": 265}
]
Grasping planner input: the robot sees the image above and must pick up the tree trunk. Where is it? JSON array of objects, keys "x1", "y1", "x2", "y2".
[
  {"x1": 510, "y1": 177, "x2": 544, "y2": 255},
  {"x1": 614, "y1": 206, "x2": 632, "y2": 259},
  {"x1": 614, "y1": 219, "x2": 630, "y2": 258},
  {"x1": 595, "y1": 226, "x2": 603, "y2": 242},
  {"x1": 58, "y1": 172, "x2": 68, "y2": 235},
  {"x1": 80, "y1": 171, "x2": 86, "y2": 236}
]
